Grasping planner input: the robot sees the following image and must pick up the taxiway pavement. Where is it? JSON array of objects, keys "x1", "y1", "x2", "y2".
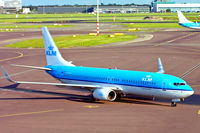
[{"x1": 0, "y1": 29, "x2": 199, "y2": 133}]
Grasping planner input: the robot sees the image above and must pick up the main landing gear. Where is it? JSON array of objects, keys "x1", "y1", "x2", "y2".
[{"x1": 171, "y1": 102, "x2": 177, "y2": 107}]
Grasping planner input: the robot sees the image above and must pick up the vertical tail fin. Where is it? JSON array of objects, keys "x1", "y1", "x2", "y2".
[
  {"x1": 42, "y1": 27, "x2": 75, "y2": 66},
  {"x1": 177, "y1": 10, "x2": 192, "y2": 24}
]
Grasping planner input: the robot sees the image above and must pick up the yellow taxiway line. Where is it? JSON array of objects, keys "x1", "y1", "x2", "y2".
[
  {"x1": 0, "y1": 109, "x2": 64, "y2": 118},
  {"x1": 84, "y1": 105, "x2": 99, "y2": 109},
  {"x1": 0, "y1": 52, "x2": 23, "y2": 62},
  {"x1": 198, "y1": 110, "x2": 200, "y2": 115}
]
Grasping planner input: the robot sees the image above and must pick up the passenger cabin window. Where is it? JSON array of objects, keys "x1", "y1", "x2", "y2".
[{"x1": 174, "y1": 83, "x2": 186, "y2": 86}]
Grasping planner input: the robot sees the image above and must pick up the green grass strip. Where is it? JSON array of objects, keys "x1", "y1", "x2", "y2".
[
  {"x1": 123, "y1": 23, "x2": 182, "y2": 28},
  {"x1": 6, "y1": 34, "x2": 138, "y2": 48},
  {"x1": 0, "y1": 13, "x2": 198, "y2": 23},
  {"x1": 0, "y1": 12, "x2": 198, "y2": 18},
  {"x1": 0, "y1": 24, "x2": 75, "y2": 29}
]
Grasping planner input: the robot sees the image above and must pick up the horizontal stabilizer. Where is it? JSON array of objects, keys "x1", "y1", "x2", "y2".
[{"x1": 11, "y1": 64, "x2": 51, "y2": 71}]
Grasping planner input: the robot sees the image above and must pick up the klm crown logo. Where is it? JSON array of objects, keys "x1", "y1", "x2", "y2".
[
  {"x1": 48, "y1": 45, "x2": 54, "y2": 50},
  {"x1": 46, "y1": 45, "x2": 57, "y2": 56}
]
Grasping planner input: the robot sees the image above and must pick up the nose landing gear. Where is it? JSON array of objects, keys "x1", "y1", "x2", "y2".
[{"x1": 171, "y1": 99, "x2": 181, "y2": 107}]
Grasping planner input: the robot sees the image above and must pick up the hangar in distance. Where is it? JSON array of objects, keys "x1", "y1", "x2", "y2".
[{"x1": 2, "y1": 27, "x2": 194, "y2": 107}]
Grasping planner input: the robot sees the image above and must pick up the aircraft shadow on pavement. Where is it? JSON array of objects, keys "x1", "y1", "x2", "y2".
[
  {"x1": 116, "y1": 95, "x2": 170, "y2": 107},
  {"x1": 0, "y1": 84, "x2": 103, "y2": 104},
  {"x1": 182, "y1": 30, "x2": 200, "y2": 32},
  {"x1": 1, "y1": 84, "x2": 200, "y2": 106},
  {"x1": 181, "y1": 94, "x2": 200, "y2": 106}
]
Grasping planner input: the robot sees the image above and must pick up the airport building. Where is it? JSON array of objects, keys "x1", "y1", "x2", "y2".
[
  {"x1": 0, "y1": 0, "x2": 22, "y2": 13},
  {"x1": 38, "y1": 6, "x2": 94, "y2": 14},
  {"x1": 38, "y1": 5, "x2": 150, "y2": 14},
  {"x1": 152, "y1": 0, "x2": 200, "y2": 12},
  {"x1": 94, "y1": 5, "x2": 150, "y2": 13},
  {"x1": 4, "y1": 0, "x2": 22, "y2": 10},
  {"x1": 0, "y1": 0, "x2": 4, "y2": 7}
]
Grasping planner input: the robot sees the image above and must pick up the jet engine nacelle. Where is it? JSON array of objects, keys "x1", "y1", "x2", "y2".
[{"x1": 93, "y1": 87, "x2": 117, "y2": 101}]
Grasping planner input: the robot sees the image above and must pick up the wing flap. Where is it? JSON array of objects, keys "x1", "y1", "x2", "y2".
[{"x1": 14, "y1": 81, "x2": 100, "y2": 88}]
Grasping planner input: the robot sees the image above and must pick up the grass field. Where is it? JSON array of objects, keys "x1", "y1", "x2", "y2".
[
  {"x1": 0, "y1": 12, "x2": 199, "y2": 23},
  {"x1": 0, "y1": 24, "x2": 75, "y2": 29},
  {"x1": 0, "y1": 12, "x2": 198, "y2": 18},
  {"x1": 123, "y1": 23, "x2": 182, "y2": 28},
  {"x1": 6, "y1": 34, "x2": 138, "y2": 48}
]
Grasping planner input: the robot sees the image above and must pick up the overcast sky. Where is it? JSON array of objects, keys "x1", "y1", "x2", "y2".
[{"x1": 22, "y1": 0, "x2": 200, "y2": 6}]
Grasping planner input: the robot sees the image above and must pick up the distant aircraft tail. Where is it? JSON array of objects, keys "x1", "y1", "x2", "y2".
[
  {"x1": 42, "y1": 27, "x2": 75, "y2": 66},
  {"x1": 177, "y1": 10, "x2": 192, "y2": 24}
]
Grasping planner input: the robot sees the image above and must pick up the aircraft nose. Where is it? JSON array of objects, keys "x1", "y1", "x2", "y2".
[
  {"x1": 186, "y1": 86, "x2": 194, "y2": 97},
  {"x1": 188, "y1": 90, "x2": 194, "y2": 96}
]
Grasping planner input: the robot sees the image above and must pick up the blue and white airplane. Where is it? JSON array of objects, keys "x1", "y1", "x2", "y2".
[
  {"x1": 2, "y1": 27, "x2": 194, "y2": 107},
  {"x1": 177, "y1": 10, "x2": 200, "y2": 29}
]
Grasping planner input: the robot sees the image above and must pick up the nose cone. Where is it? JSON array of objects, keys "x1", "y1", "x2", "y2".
[
  {"x1": 187, "y1": 90, "x2": 194, "y2": 96},
  {"x1": 184, "y1": 86, "x2": 194, "y2": 98}
]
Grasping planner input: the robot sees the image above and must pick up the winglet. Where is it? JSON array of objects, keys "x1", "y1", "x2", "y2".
[
  {"x1": 1, "y1": 66, "x2": 15, "y2": 83},
  {"x1": 158, "y1": 58, "x2": 165, "y2": 74}
]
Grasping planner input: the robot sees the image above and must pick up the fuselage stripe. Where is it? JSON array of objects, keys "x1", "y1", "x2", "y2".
[{"x1": 58, "y1": 78, "x2": 193, "y2": 91}]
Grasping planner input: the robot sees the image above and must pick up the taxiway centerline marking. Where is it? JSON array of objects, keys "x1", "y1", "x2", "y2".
[
  {"x1": 198, "y1": 110, "x2": 200, "y2": 115},
  {"x1": 0, "y1": 109, "x2": 64, "y2": 118},
  {"x1": 180, "y1": 63, "x2": 200, "y2": 78},
  {"x1": 0, "y1": 52, "x2": 23, "y2": 62},
  {"x1": 171, "y1": 46, "x2": 200, "y2": 53},
  {"x1": 153, "y1": 32, "x2": 197, "y2": 47},
  {"x1": 191, "y1": 85, "x2": 200, "y2": 87}
]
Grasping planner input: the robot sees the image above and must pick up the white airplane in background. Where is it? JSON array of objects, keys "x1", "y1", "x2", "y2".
[
  {"x1": 177, "y1": 10, "x2": 200, "y2": 29},
  {"x1": 2, "y1": 27, "x2": 194, "y2": 107}
]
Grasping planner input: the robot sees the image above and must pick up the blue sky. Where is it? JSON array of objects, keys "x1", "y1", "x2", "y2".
[{"x1": 22, "y1": 0, "x2": 200, "y2": 6}]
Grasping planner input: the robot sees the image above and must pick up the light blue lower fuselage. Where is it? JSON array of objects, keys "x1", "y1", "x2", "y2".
[{"x1": 46, "y1": 65, "x2": 194, "y2": 100}]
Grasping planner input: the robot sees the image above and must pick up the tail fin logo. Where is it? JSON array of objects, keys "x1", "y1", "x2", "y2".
[{"x1": 46, "y1": 45, "x2": 57, "y2": 56}]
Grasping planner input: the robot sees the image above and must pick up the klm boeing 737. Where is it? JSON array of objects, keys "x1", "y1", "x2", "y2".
[
  {"x1": 177, "y1": 10, "x2": 200, "y2": 29},
  {"x1": 2, "y1": 27, "x2": 194, "y2": 107}
]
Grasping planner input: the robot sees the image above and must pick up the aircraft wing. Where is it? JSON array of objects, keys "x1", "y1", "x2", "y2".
[{"x1": 1, "y1": 66, "x2": 100, "y2": 88}]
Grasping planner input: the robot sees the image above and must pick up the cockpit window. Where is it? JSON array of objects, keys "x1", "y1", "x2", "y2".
[{"x1": 174, "y1": 83, "x2": 186, "y2": 86}]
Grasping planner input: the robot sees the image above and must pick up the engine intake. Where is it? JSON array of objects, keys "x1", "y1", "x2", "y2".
[{"x1": 93, "y1": 87, "x2": 117, "y2": 101}]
